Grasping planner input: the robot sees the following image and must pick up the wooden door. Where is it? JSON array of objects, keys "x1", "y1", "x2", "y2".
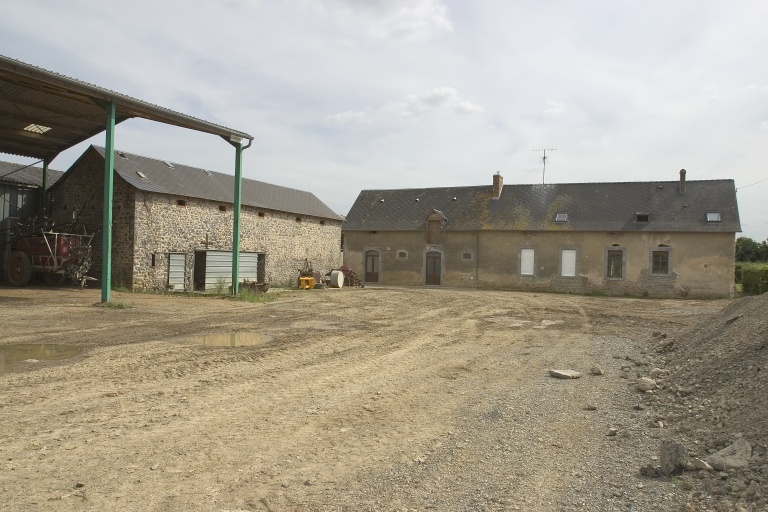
[
  {"x1": 365, "y1": 251, "x2": 379, "y2": 282},
  {"x1": 426, "y1": 251, "x2": 441, "y2": 285}
]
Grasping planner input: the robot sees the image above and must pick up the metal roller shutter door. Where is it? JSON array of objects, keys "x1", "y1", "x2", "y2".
[{"x1": 203, "y1": 251, "x2": 259, "y2": 290}]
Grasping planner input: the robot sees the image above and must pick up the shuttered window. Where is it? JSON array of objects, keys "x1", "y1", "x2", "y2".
[
  {"x1": 561, "y1": 249, "x2": 577, "y2": 277},
  {"x1": 520, "y1": 249, "x2": 535, "y2": 276}
]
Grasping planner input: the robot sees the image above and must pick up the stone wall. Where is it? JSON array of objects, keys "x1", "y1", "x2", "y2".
[
  {"x1": 48, "y1": 149, "x2": 135, "y2": 288},
  {"x1": 131, "y1": 190, "x2": 342, "y2": 291},
  {"x1": 51, "y1": 147, "x2": 343, "y2": 292}
]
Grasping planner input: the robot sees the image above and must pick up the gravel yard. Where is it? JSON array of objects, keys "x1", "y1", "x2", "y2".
[{"x1": 0, "y1": 285, "x2": 754, "y2": 511}]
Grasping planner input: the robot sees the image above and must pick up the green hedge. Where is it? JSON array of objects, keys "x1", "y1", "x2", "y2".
[{"x1": 739, "y1": 262, "x2": 768, "y2": 294}]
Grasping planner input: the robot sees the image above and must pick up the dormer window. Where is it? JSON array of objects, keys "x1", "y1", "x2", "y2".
[
  {"x1": 555, "y1": 212, "x2": 568, "y2": 222},
  {"x1": 425, "y1": 210, "x2": 446, "y2": 244},
  {"x1": 706, "y1": 211, "x2": 721, "y2": 222},
  {"x1": 636, "y1": 213, "x2": 649, "y2": 223}
]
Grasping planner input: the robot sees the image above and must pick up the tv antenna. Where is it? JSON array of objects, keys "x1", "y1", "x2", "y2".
[{"x1": 533, "y1": 148, "x2": 557, "y2": 184}]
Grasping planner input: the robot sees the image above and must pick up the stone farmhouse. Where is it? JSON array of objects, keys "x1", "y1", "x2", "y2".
[
  {"x1": 342, "y1": 171, "x2": 740, "y2": 298},
  {"x1": 49, "y1": 146, "x2": 343, "y2": 291}
]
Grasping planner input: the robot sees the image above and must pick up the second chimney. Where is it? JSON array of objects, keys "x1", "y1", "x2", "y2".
[
  {"x1": 679, "y1": 169, "x2": 686, "y2": 194},
  {"x1": 493, "y1": 172, "x2": 503, "y2": 199}
]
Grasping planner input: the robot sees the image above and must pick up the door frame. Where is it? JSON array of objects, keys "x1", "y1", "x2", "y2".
[
  {"x1": 424, "y1": 250, "x2": 443, "y2": 286},
  {"x1": 364, "y1": 249, "x2": 380, "y2": 283}
]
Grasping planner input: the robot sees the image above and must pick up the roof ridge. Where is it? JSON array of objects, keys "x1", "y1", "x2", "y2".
[{"x1": 359, "y1": 178, "x2": 733, "y2": 193}]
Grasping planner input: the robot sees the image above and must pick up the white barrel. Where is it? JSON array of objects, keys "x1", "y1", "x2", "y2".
[{"x1": 329, "y1": 270, "x2": 344, "y2": 288}]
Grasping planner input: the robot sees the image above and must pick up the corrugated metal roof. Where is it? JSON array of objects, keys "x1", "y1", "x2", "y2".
[
  {"x1": 0, "y1": 160, "x2": 63, "y2": 187},
  {"x1": 0, "y1": 54, "x2": 252, "y2": 161},
  {"x1": 343, "y1": 178, "x2": 741, "y2": 233},
  {"x1": 89, "y1": 146, "x2": 343, "y2": 221}
]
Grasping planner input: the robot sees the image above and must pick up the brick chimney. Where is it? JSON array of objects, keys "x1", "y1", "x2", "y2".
[
  {"x1": 679, "y1": 169, "x2": 686, "y2": 194},
  {"x1": 492, "y1": 172, "x2": 503, "y2": 199}
]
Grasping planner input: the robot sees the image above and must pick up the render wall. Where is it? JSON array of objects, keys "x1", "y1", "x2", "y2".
[{"x1": 343, "y1": 229, "x2": 736, "y2": 298}]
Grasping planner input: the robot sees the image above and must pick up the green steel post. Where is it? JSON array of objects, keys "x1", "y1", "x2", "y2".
[
  {"x1": 101, "y1": 100, "x2": 116, "y2": 303},
  {"x1": 41, "y1": 160, "x2": 49, "y2": 216},
  {"x1": 231, "y1": 140, "x2": 243, "y2": 295}
]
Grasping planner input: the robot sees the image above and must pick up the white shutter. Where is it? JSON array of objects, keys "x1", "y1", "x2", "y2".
[
  {"x1": 561, "y1": 249, "x2": 576, "y2": 277},
  {"x1": 520, "y1": 249, "x2": 535, "y2": 276},
  {"x1": 239, "y1": 252, "x2": 259, "y2": 282},
  {"x1": 167, "y1": 253, "x2": 186, "y2": 291}
]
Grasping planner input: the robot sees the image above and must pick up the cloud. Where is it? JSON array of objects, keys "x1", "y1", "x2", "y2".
[
  {"x1": 329, "y1": 0, "x2": 453, "y2": 42},
  {"x1": 323, "y1": 111, "x2": 370, "y2": 126},
  {"x1": 760, "y1": 121, "x2": 768, "y2": 131},
  {"x1": 702, "y1": 84, "x2": 731, "y2": 102},
  {"x1": 386, "y1": 87, "x2": 483, "y2": 119},
  {"x1": 543, "y1": 101, "x2": 566, "y2": 117}
]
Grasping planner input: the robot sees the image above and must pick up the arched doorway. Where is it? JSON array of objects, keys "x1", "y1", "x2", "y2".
[
  {"x1": 365, "y1": 250, "x2": 379, "y2": 283},
  {"x1": 425, "y1": 251, "x2": 441, "y2": 285}
]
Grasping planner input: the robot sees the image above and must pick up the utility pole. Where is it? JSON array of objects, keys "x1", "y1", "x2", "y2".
[{"x1": 532, "y1": 148, "x2": 557, "y2": 184}]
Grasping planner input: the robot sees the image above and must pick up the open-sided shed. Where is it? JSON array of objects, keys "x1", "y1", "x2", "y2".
[{"x1": 0, "y1": 54, "x2": 254, "y2": 300}]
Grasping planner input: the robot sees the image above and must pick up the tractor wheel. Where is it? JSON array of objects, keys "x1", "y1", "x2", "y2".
[
  {"x1": 44, "y1": 271, "x2": 68, "y2": 286},
  {"x1": 4, "y1": 251, "x2": 32, "y2": 286}
]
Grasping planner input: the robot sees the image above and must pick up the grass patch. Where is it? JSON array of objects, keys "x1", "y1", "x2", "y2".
[
  {"x1": 235, "y1": 288, "x2": 280, "y2": 303},
  {"x1": 104, "y1": 300, "x2": 132, "y2": 309}
]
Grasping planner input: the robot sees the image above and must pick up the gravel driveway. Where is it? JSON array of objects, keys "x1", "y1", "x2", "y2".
[{"x1": 0, "y1": 286, "x2": 730, "y2": 511}]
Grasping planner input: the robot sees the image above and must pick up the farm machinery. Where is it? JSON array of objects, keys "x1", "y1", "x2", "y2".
[{"x1": 2, "y1": 217, "x2": 96, "y2": 288}]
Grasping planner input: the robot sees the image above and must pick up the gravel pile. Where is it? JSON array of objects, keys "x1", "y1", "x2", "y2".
[{"x1": 651, "y1": 294, "x2": 768, "y2": 512}]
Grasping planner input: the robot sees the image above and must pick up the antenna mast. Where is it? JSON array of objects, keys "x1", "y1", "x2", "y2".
[{"x1": 532, "y1": 148, "x2": 557, "y2": 184}]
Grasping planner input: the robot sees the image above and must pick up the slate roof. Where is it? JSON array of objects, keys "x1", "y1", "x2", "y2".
[
  {"x1": 84, "y1": 146, "x2": 343, "y2": 221},
  {"x1": 343, "y1": 179, "x2": 741, "y2": 233},
  {"x1": 0, "y1": 160, "x2": 63, "y2": 187}
]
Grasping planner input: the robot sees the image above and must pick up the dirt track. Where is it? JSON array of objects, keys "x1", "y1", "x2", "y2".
[{"x1": 0, "y1": 286, "x2": 729, "y2": 511}]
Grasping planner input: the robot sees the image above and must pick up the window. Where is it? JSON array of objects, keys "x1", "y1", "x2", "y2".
[
  {"x1": 555, "y1": 212, "x2": 568, "y2": 222},
  {"x1": 520, "y1": 248, "x2": 535, "y2": 276},
  {"x1": 427, "y1": 219, "x2": 442, "y2": 244},
  {"x1": 606, "y1": 248, "x2": 624, "y2": 278},
  {"x1": 636, "y1": 213, "x2": 649, "y2": 223},
  {"x1": 651, "y1": 246, "x2": 672, "y2": 275},
  {"x1": 320, "y1": 220, "x2": 325, "y2": 225},
  {"x1": 397, "y1": 251, "x2": 408, "y2": 260},
  {"x1": 561, "y1": 249, "x2": 577, "y2": 277},
  {"x1": 258, "y1": 211, "x2": 265, "y2": 217},
  {"x1": 707, "y1": 211, "x2": 722, "y2": 222},
  {"x1": 218, "y1": 205, "x2": 227, "y2": 212},
  {"x1": 295, "y1": 217, "x2": 302, "y2": 222},
  {"x1": 462, "y1": 252, "x2": 473, "y2": 261},
  {"x1": 176, "y1": 199, "x2": 187, "y2": 207}
]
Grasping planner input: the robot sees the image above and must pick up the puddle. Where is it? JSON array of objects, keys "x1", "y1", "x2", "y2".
[
  {"x1": 0, "y1": 344, "x2": 83, "y2": 374},
  {"x1": 184, "y1": 333, "x2": 273, "y2": 347}
]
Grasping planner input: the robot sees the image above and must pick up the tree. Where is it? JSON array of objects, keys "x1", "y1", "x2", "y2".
[{"x1": 736, "y1": 236, "x2": 768, "y2": 262}]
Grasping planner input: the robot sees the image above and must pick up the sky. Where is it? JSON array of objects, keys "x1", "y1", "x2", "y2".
[{"x1": 1, "y1": 0, "x2": 767, "y2": 238}]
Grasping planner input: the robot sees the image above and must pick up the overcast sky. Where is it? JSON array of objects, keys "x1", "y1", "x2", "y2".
[{"x1": 2, "y1": 0, "x2": 767, "y2": 238}]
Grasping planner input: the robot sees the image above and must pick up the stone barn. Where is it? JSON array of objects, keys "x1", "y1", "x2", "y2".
[
  {"x1": 343, "y1": 171, "x2": 740, "y2": 298},
  {"x1": 49, "y1": 145, "x2": 343, "y2": 291}
]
